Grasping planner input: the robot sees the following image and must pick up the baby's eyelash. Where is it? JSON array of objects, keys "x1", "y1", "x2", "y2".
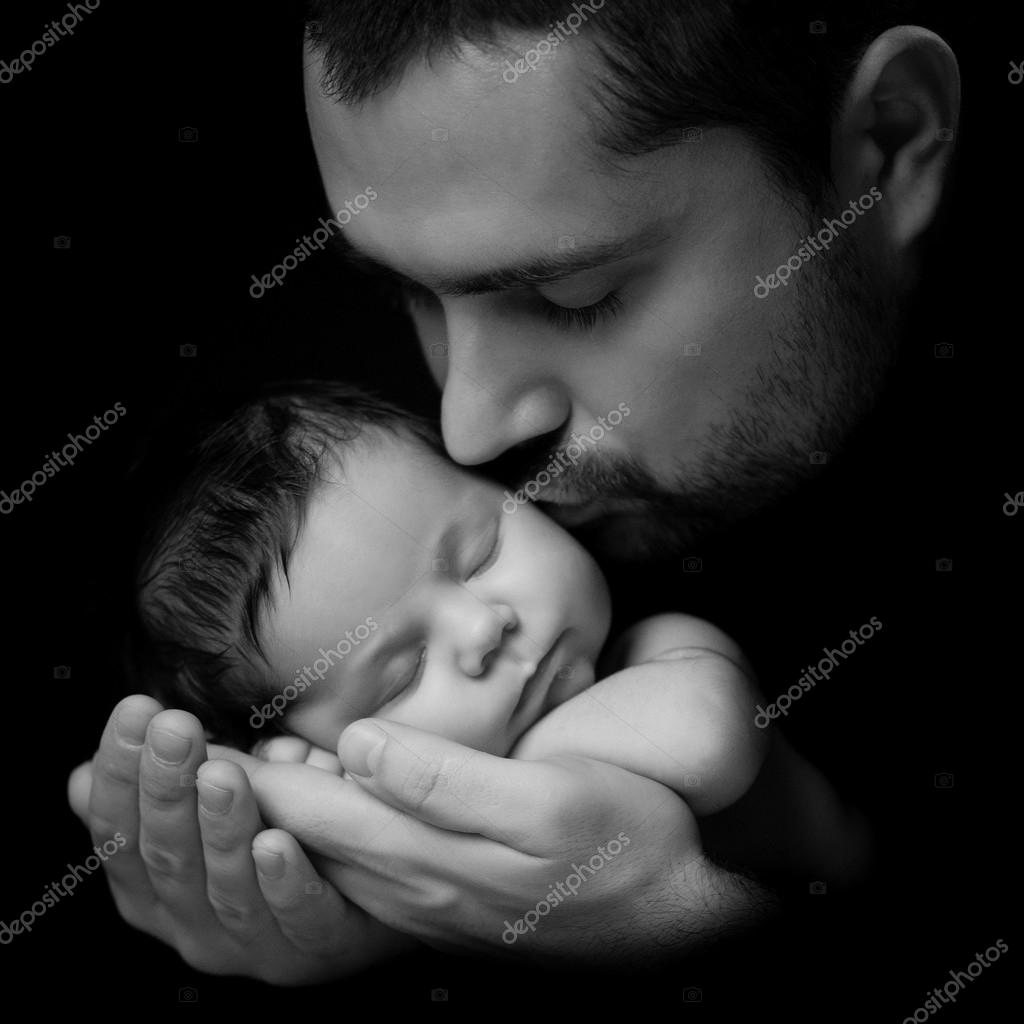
[{"x1": 468, "y1": 524, "x2": 503, "y2": 579}]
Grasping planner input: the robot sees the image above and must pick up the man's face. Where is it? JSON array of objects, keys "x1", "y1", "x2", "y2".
[
  {"x1": 263, "y1": 433, "x2": 610, "y2": 757},
  {"x1": 304, "y1": 35, "x2": 898, "y2": 558}
]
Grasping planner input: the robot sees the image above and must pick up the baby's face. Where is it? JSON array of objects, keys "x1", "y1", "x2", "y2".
[{"x1": 260, "y1": 431, "x2": 611, "y2": 756}]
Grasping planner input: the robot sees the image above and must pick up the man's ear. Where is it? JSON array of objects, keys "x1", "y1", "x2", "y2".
[{"x1": 831, "y1": 26, "x2": 961, "y2": 252}]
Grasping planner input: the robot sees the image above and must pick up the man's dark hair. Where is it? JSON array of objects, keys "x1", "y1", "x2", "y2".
[
  {"x1": 305, "y1": 0, "x2": 921, "y2": 210},
  {"x1": 125, "y1": 379, "x2": 440, "y2": 749}
]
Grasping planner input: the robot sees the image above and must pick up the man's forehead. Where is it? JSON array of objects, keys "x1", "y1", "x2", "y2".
[
  {"x1": 303, "y1": 39, "x2": 737, "y2": 295},
  {"x1": 304, "y1": 39, "x2": 621, "y2": 220}
]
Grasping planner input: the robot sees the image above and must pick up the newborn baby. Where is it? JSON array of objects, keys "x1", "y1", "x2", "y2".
[{"x1": 130, "y1": 380, "x2": 867, "y2": 891}]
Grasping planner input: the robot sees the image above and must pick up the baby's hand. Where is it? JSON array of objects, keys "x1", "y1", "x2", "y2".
[{"x1": 250, "y1": 736, "x2": 344, "y2": 774}]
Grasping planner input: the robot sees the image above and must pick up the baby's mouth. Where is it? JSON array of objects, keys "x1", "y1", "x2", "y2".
[{"x1": 511, "y1": 631, "x2": 565, "y2": 719}]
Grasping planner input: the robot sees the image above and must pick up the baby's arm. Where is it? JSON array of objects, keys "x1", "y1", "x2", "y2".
[
  {"x1": 511, "y1": 614, "x2": 768, "y2": 815},
  {"x1": 512, "y1": 613, "x2": 870, "y2": 883}
]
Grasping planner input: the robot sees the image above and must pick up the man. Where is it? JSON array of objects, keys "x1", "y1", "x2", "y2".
[{"x1": 68, "y1": 0, "x2": 959, "y2": 984}]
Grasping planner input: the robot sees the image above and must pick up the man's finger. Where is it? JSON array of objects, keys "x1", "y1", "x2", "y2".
[
  {"x1": 252, "y1": 828, "x2": 356, "y2": 952},
  {"x1": 195, "y1": 759, "x2": 282, "y2": 940},
  {"x1": 67, "y1": 760, "x2": 93, "y2": 824},
  {"x1": 137, "y1": 708, "x2": 217, "y2": 931},
  {"x1": 86, "y1": 695, "x2": 164, "y2": 920},
  {"x1": 247, "y1": 761, "x2": 405, "y2": 862},
  {"x1": 336, "y1": 719, "x2": 589, "y2": 850}
]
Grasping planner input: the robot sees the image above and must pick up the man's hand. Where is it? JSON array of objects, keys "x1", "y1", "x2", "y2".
[
  {"x1": 67, "y1": 696, "x2": 419, "y2": 985},
  {"x1": 240, "y1": 719, "x2": 778, "y2": 966}
]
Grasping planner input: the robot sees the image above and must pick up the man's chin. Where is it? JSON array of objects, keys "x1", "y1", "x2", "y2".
[
  {"x1": 539, "y1": 494, "x2": 651, "y2": 527},
  {"x1": 537, "y1": 488, "x2": 723, "y2": 561}
]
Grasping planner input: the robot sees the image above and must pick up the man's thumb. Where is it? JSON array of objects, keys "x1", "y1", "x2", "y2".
[{"x1": 67, "y1": 760, "x2": 94, "y2": 824}]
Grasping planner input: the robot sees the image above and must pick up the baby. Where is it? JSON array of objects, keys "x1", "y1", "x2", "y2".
[{"x1": 128, "y1": 379, "x2": 868, "y2": 884}]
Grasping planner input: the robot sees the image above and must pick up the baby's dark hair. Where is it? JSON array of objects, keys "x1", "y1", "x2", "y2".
[{"x1": 125, "y1": 379, "x2": 441, "y2": 749}]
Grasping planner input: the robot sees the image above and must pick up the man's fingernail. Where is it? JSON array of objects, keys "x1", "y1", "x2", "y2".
[
  {"x1": 115, "y1": 705, "x2": 149, "y2": 745},
  {"x1": 338, "y1": 722, "x2": 386, "y2": 777},
  {"x1": 253, "y1": 846, "x2": 285, "y2": 879},
  {"x1": 196, "y1": 778, "x2": 233, "y2": 814},
  {"x1": 149, "y1": 727, "x2": 191, "y2": 765}
]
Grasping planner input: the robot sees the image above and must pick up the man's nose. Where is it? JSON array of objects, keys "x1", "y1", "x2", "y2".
[
  {"x1": 439, "y1": 311, "x2": 570, "y2": 466},
  {"x1": 457, "y1": 602, "x2": 518, "y2": 678}
]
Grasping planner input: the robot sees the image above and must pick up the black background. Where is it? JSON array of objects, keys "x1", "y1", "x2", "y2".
[{"x1": 2, "y1": 0, "x2": 1020, "y2": 1017}]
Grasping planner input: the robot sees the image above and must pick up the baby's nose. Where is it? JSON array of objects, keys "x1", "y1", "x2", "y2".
[{"x1": 460, "y1": 606, "x2": 518, "y2": 677}]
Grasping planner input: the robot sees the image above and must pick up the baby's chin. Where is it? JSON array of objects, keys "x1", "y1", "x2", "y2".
[{"x1": 493, "y1": 656, "x2": 595, "y2": 757}]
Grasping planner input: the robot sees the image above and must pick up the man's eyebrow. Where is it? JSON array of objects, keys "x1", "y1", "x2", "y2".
[{"x1": 329, "y1": 226, "x2": 669, "y2": 297}]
